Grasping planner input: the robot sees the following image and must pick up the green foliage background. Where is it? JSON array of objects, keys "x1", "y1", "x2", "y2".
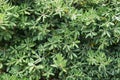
[{"x1": 0, "y1": 0, "x2": 120, "y2": 80}]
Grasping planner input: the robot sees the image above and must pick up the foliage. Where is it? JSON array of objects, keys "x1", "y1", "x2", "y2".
[{"x1": 0, "y1": 0, "x2": 120, "y2": 80}]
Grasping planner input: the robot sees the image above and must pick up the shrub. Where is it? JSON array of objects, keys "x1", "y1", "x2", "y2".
[{"x1": 0, "y1": 0, "x2": 120, "y2": 80}]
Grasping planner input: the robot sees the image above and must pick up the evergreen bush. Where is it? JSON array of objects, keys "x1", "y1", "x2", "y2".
[{"x1": 0, "y1": 0, "x2": 120, "y2": 80}]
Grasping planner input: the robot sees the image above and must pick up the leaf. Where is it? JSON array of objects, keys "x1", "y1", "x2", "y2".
[{"x1": 52, "y1": 54, "x2": 67, "y2": 72}]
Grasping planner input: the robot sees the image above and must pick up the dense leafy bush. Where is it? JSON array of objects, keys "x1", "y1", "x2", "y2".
[{"x1": 0, "y1": 0, "x2": 120, "y2": 80}]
